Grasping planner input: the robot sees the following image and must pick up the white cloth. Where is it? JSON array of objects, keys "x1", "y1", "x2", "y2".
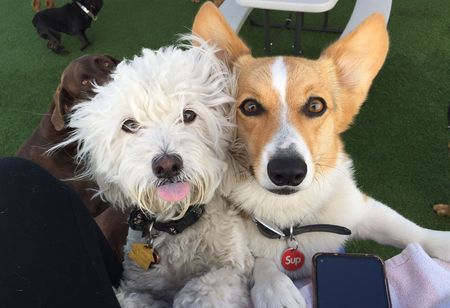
[{"x1": 294, "y1": 243, "x2": 450, "y2": 307}]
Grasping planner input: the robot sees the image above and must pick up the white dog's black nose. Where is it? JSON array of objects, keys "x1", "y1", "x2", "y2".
[
  {"x1": 152, "y1": 154, "x2": 183, "y2": 179},
  {"x1": 267, "y1": 157, "x2": 307, "y2": 187}
]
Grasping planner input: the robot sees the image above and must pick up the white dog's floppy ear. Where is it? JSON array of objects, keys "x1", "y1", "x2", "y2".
[
  {"x1": 192, "y1": 2, "x2": 251, "y2": 66},
  {"x1": 321, "y1": 13, "x2": 389, "y2": 132}
]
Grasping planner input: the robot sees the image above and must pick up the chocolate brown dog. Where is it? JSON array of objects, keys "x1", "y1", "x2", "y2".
[{"x1": 17, "y1": 54, "x2": 128, "y2": 260}]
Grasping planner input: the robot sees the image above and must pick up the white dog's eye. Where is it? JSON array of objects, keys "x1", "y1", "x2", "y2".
[
  {"x1": 183, "y1": 110, "x2": 197, "y2": 123},
  {"x1": 122, "y1": 118, "x2": 141, "y2": 133}
]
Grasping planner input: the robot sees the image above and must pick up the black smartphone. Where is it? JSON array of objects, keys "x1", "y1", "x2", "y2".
[{"x1": 312, "y1": 253, "x2": 392, "y2": 308}]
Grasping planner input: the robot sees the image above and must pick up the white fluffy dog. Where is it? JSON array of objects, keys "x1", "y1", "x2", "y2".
[{"x1": 56, "y1": 40, "x2": 253, "y2": 307}]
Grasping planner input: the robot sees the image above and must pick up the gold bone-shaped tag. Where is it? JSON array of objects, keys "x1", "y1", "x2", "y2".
[{"x1": 128, "y1": 243, "x2": 155, "y2": 270}]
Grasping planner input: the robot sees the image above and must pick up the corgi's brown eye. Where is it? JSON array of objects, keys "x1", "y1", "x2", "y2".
[
  {"x1": 240, "y1": 99, "x2": 265, "y2": 116},
  {"x1": 303, "y1": 97, "x2": 327, "y2": 117},
  {"x1": 81, "y1": 79, "x2": 91, "y2": 86},
  {"x1": 122, "y1": 119, "x2": 140, "y2": 133},
  {"x1": 183, "y1": 110, "x2": 197, "y2": 123}
]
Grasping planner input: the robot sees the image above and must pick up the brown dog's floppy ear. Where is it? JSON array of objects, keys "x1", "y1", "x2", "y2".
[
  {"x1": 321, "y1": 13, "x2": 389, "y2": 132},
  {"x1": 51, "y1": 85, "x2": 73, "y2": 131},
  {"x1": 192, "y1": 2, "x2": 251, "y2": 66}
]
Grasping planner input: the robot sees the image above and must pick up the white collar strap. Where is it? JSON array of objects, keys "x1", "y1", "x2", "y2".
[{"x1": 75, "y1": 1, "x2": 97, "y2": 21}]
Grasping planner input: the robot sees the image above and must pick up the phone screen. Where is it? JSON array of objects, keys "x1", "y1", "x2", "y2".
[{"x1": 313, "y1": 253, "x2": 391, "y2": 308}]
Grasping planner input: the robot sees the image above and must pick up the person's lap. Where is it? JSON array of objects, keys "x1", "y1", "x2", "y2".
[{"x1": 0, "y1": 157, "x2": 121, "y2": 308}]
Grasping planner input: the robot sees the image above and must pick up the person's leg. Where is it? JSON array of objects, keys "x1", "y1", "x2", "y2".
[{"x1": 0, "y1": 157, "x2": 121, "y2": 308}]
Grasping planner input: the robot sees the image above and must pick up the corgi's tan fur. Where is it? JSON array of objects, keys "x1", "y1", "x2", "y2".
[{"x1": 194, "y1": 3, "x2": 450, "y2": 307}]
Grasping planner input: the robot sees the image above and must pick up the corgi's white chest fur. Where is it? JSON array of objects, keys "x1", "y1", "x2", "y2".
[
  {"x1": 231, "y1": 154, "x2": 365, "y2": 279},
  {"x1": 244, "y1": 222, "x2": 348, "y2": 279}
]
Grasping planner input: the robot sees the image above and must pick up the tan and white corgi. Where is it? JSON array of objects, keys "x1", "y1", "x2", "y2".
[{"x1": 193, "y1": 3, "x2": 450, "y2": 307}]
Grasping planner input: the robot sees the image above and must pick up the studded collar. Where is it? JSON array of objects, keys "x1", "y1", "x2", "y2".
[{"x1": 128, "y1": 205, "x2": 205, "y2": 237}]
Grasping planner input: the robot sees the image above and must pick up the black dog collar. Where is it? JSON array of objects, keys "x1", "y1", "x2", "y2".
[
  {"x1": 75, "y1": 1, "x2": 97, "y2": 21},
  {"x1": 252, "y1": 216, "x2": 351, "y2": 239},
  {"x1": 128, "y1": 205, "x2": 205, "y2": 237}
]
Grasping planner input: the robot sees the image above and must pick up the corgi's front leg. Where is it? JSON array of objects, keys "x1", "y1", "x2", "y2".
[
  {"x1": 353, "y1": 197, "x2": 450, "y2": 261},
  {"x1": 251, "y1": 257, "x2": 306, "y2": 308}
]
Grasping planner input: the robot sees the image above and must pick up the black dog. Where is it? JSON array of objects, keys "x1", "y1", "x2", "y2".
[{"x1": 32, "y1": 0, "x2": 103, "y2": 53}]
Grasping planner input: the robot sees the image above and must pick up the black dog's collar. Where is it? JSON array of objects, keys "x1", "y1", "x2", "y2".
[
  {"x1": 128, "y1": 205, "x2": 205, "y2": 237},
  {"x1": 252, "y1": 216, "x2": 351, "y2": 239},
  {"x1": 75, "y1": 1, "x2": 97, "y2": 21}
]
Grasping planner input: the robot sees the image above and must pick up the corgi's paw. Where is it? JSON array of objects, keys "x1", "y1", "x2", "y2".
[
  {"x1": 251, "y1": 273, "x2": 306, "y2": 308},
  {"x1": 422, "y1": 230, "x2": 450, "y2": 261}
]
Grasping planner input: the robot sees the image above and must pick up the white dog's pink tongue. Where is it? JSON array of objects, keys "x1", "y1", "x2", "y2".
[{"x1": 157, "y1": 182, "x2": 190, "y2": 202}]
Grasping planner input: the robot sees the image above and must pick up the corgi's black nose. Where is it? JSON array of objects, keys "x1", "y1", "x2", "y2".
[
  {"x1": 267, "y1": 157, "x2": 307, "y2": 187},
  {"x1": 152, "y1": 154, "x2": 183, "y2": 179}
]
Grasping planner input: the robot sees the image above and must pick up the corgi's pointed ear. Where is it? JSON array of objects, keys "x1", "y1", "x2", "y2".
[
  {"x1": 192, "y1": 2, "x2": 251, "y2": 66},
  {"x1": 321, "y1": 13, "x2": 389, "y2": 132}
]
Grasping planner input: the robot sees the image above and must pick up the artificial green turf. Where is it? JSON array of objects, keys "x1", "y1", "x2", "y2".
[{"x1": 0, "y1": 0, "x2": 449, "y2": 259}]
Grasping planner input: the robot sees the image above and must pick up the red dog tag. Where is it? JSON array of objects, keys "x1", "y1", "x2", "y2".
[{"x1": 281, "y1": 248, "x2": 305, "y2": 271}]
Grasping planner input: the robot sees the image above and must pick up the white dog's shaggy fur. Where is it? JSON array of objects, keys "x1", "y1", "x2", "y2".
[{"x1": 56, "y1": 40, "x2": 253, "y2": 307}]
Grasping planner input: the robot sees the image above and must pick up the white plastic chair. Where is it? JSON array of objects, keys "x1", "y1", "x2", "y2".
[
  {"x1": 218, "y1": 0, "x2": 392, "y2": 49},
  {"x1": 219, "y1": 0, "x2": 253, "y2": 32},
  {"x1": 340, "y1": 0, "x2": 392, "y2": 37}
]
